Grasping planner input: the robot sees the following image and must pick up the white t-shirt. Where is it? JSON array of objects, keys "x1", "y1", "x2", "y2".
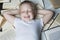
[{"x1": 14, "y1": 18, "x2": 43, "y2": 40}]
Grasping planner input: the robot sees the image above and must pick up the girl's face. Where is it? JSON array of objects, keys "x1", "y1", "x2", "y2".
[{"x1": 19, "y1": 4, "x2": 34, "y2": 22}]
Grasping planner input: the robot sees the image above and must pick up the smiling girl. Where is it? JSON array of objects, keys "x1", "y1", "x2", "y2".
[{"x1": 2, "y1": 1, "x2": 53, "y2": 40}]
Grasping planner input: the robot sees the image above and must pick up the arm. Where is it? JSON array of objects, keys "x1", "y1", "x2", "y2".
[
  {"x1": 38, "y1": 9, "x2": 54, "y2": 25},
  {"x1": 1, "y1": 10, "x2": 19, "y2": 25}
]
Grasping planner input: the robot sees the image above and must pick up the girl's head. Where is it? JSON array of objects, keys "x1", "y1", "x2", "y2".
[{"x1": 19, "y1": 1, "x2": 37, "y2": 22}]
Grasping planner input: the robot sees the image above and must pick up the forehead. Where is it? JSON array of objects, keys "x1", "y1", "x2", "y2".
[
  {"x1": 20, "y1": 3, "x2": 32, "y2": 10},
  {"x1": 20, "y1": 3, "x2": 32, "y2": 7}
]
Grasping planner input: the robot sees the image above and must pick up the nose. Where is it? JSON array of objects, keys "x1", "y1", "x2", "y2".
[{"x1": 25, "y1": 10, "x2": 29, "y2": 15}]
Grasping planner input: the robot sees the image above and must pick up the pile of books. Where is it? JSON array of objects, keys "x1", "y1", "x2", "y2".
[{"x1": 50, "y1": 0, "x2": 60, "y2": 8}]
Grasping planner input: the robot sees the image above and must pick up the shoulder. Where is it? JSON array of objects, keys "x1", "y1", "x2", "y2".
[
  {"x1": 13, "y1": 17, "x2": 21, "y2": 26},
  {"x1": 14, "y1": 18, "x2": 21, "y2": 21},
  {"x1": 35, "y1": 18, "x2": 44, "y2": 26}
]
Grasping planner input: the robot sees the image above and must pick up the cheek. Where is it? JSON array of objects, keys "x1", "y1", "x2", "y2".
[
  {"x1": 20, "y1": 14, "x2": 25, "y2": 17},
  {"x1": 29, "y1": 13, "x2": 34, "y2": 18}
]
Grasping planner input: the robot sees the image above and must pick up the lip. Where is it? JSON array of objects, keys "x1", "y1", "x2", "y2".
[{"x1": 24, "y1": 16, "x2": 30, "y2": 18}]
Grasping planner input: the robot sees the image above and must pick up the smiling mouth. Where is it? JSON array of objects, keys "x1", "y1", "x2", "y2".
[{"x1": 24, "y1": 16, "x2": 30, "y2": 18}]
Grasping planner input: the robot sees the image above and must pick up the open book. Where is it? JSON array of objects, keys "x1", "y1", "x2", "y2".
[{"x1": 42, "y1": 26, "x2": 60, "y2": 40}]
